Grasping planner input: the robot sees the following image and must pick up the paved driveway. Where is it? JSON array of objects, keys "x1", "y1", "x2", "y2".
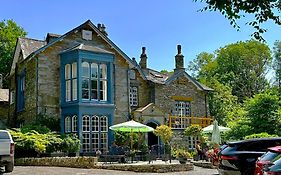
[{"x1": 3, "y1": 166, "x2": 219, "y2": 175}]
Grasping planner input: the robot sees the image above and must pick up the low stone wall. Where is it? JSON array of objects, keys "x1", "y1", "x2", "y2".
[
  {"x1": 15, "y1": 157, "x2": 194, "y2": 173},
  {"x1": 99, "y1": 163, "x2": 194, "y2": 173},
  {"x1": 15, "y1": 157, "x2": 98, "y2": 169},
  {"x1": 192, "y1": 161, "x2": 216, "y2": 169}
]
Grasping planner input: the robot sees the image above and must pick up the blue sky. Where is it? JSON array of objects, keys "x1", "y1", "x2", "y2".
[{"x1": 1, "y1": 0, "x2": 281, "y2": 72}]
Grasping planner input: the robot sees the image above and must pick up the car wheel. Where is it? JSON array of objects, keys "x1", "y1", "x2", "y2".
[
  {"x1": 5, "y1": 162, "x2": 14, "y2": 173},
  {"x1": 242, "y1": 168, "x2": 252, "y2": 175}
]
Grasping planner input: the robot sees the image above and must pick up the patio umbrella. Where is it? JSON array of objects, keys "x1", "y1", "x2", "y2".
[
  {"x1": 211, "y1": 120, "x2": 221, "y2": 144},
  {"x1": 109, "y1": 120, "x2": 154, "y2": 149},
  {"x1": 202, "y1": 124, "x2": 230, "y2": 134},
  {"x1": 109, "y1": 120, "x2": 154, "y2": 132}
]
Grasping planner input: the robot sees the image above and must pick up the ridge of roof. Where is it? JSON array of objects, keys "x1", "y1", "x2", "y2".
[{"x1": 22, "y1": 20, "x2": 147, "y2": 80}]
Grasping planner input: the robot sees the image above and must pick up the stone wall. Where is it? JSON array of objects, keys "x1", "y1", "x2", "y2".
[
  {"x1": 15, "y1": 157, "x2": 98, "y2": 168},
  {"x1": 9, "y1": 57, "x2": 37, "y2": 125},
  {"x1": 155, "y1": 76, "x2": 210, "y2": 117},
  {"x1": 15, "y1": 157, "x2": 194, "y2": 173}
]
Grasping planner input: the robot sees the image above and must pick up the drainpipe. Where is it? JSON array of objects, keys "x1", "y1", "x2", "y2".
[
  {"x1": 127, "y1": 68, "x2": 131, "y2": 119},
  {"x1": 36, "y1": 57, "x2": 39, "y2": 118}
]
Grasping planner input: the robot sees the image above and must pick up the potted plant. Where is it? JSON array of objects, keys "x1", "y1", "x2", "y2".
[{"x1": 174, "y1": 148, "x2": 191, "y2": 164}]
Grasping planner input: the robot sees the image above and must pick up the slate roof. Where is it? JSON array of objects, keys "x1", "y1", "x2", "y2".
[
  {"x1": 143, "y1": 69, "x2": 169, "y2": 84},
  {"x1": 0, "y1": 89, "x2": 9, "y2": 102},
  {"x1": 142, "y1": 68, "x2": 213, "y2": 91},
  {"x1": 18, "y1": 38, "x2": 46, "y2": 59},
  {"x1": 60, "y1": 43, "x2": 114, "y2": 55}
]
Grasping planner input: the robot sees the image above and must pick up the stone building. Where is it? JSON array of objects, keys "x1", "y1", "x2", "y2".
[{"x1": 9, "y1": 20, "x2": 213, "y2": 153}]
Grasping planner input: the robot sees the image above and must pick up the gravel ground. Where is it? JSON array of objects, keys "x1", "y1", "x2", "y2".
[{"x1": 2, "y1": 166, "x2": 219, "y2": 175}]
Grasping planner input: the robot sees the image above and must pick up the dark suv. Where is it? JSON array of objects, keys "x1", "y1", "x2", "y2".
[{"x1": 218, "y1": 137, "x2": 281, "y2": 175}]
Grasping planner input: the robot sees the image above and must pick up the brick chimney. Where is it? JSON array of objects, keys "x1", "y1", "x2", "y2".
[
  {"x1": 139, "y1": 47, "x2": 147, "y2": 69},
  {"x1": 174, "y1": 45, "x2": 185, "y2": 72},
  {"x1": 97, "y1": 23, "x2": 108, "y2": 36}
]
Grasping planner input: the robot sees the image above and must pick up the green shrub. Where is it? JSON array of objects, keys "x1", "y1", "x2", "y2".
[
  {"x1": 9, "y1": 128, "x2": 63, "y2": 157},
  {"x1": 244, "y1": 132, "x2": 278, "y2": 139},
  {"x1": 61, "y1": 134, "x2": 81, "y2": 153}
]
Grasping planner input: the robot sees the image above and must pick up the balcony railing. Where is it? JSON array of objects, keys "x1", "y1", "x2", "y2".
[{"x1": 168, "y1": 116, "x2": 213, "y2": 129}]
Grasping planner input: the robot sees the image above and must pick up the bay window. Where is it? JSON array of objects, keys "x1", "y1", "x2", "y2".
[{"x1": 82, "y1": 61, "x2": 108, "y2": 101}]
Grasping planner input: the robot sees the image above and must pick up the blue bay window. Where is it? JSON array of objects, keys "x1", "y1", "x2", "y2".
[
  {"x1": 16, "y1": 70, "x2": 26, "y2": 112},
  {"x1": 60, "y1": 45, "x2": 114, "y2": 154}
]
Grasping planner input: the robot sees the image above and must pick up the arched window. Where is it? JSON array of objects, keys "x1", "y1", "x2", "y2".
[
  {"x1": 65, "y1": 116, "x2": 71, "y2": 133},
  {"x1": 82, "y1": 62, "x2": 90, "y2": 100},
  {"x1": 72, "y1": 115, "x2": 77, "y2": 132},
  {"x1": 100, "y1": 116, "x2": 108, "y2": 152},
  {"x1": 82, "y1": 115, "x2": 90, "y2": 132},
  {"x1": 91, "y1": 116, "x2": 99, "y2": 152},
  {"x1": 82, "y1": 115, "x2": 90, "y2": 152}
]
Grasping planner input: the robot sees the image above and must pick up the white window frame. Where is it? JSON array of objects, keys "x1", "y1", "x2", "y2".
[
  {"x1": 72, "y1": 115, "x2": 78, "y2": 132},
  {"x1": 65, "y1": 116, "x2": 71, "y2": 133},
  {"x1": 65, "y1": 63, "x2": 77, "y2": 102},
  {"x1": 129, "y1": 86, "x2": 138, "y2": 107},
  {"x1": 172, "y1": 101, "x2": 191, "y2": 129}
]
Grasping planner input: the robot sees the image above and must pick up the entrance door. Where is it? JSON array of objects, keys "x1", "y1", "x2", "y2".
[{"x1": 146, "y1": 122, "x2": 158, "y2": 148}]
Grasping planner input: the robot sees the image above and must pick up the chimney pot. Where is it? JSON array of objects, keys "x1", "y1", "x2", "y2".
[
  {"x1": 177, "y1": 45, "x2": 182, "y2": 54},
  {"x1": 174, "y1": 45, "x2": 184, "y2": 72},
  {"x1": 97, "y1": 23, "x2": 101, "y2": 30},
  {"x1": 139, "y1": 47, "x2": 148, "y2": 69}
]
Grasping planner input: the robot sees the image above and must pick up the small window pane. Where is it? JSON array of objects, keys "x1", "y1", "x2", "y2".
[
  {"x1": 92, "y1": 116, "x2": 99, "y2": 132},
  {"x1": 100, "y1": 81, "x2": 107, "y2": 101},
  {"x1": 100, "y1": 64, "x2": 107, "y2": 79},
  {"x1": 82, "y1": 62, "x2": 90, "y2": 77},
  {"x1": 66, "y1": 80, "x2": 71, "y2": 101},
  {"x1": 82, "y1": 133, "x2": 90, "y2": 152},
  {"x1": 65, "y1": 64, "x2": 71, "y2": 79},
  {"x1": 82, "y1": 79, "x2": 89, "y2": 99},
  {"x1": 91, "y1": 80, "x2": 98, "y2": 100},
  {"x1": 72, "y1": 115, "x2": 77, "y2": 132},
  {"x1": 65, "y1": 116, "x2": 71, "y2": 133},
  {"x1": 82, "y1": 115, "x2": 90, "y2": 132},
  {"x1": 72, "y1": 79, "x2": 77, "y2": 100},
  {"x1": 100, "y1": 116, "x2": 108, "y2": 132},
  {"x1": 91, "y1": 63, "x2": 98, "y2": 79},
  {"x1": 92, "y1": 133, "x2": 99, "y2": 152},
  {"x1": 72, "y1": 62, "x2": 77, "y2": 78}
]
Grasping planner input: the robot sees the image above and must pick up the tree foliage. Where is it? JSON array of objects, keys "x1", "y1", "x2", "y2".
[
  {"x1": 245, "y1": 89, "x2": 281, "y2": 135},
  {"x1": 195, "y1": 0, "x2": 281, "y2": 41},
  {"x1": 184, "y1": 124, "x2": 202, "y2": 137},
  {"x1": 154, "y1": 125, "x2": 173, "y2": 145},
  {"x1": 0, "y1": 19, "x2": 27, "y2": 88},
  {"x1": 273, "y1": 40, "x2": 281, "y2": 93}
]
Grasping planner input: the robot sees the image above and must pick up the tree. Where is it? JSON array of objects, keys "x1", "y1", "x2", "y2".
[
  {"x1": 0, "y1": 19, "x2": 27, "y2": 88},
  {"x1": 195, "y1": 0, "x2": 281, "y2": 41},
  {"x1": 245, "y1": 89, "x2": 281, "y2": 135},
  {"x1": 273, "y1": 40, "x2": 281, "y2": 95},
  {"x1": 215, "y1": 40, "x2": 271, "y2": 102}
]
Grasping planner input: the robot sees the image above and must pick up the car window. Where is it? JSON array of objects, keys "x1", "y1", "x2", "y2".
[
  {"x1": 260, "y1": 151, "x2": 280, "y2": 161},
  {"x1": 238, "y1": 140, "x2": 281, "y2": 151},
  {"x1": 0, "y1": 132, "x2": 10, "y2": 139}
]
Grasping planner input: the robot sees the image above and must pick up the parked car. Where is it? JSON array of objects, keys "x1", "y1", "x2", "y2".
[
  {"x1": 262, "y1": 157, "x2": 281, "y2": 175},
  {"x1": 218, "y1": 137, "x2": 281, "y2": 175},
  {"x1": 0, "y1": 130, "x2": 15, "y2": 173},
  {"x1": 255, "y1": 146, "x2": 281, "y2": 175}
]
